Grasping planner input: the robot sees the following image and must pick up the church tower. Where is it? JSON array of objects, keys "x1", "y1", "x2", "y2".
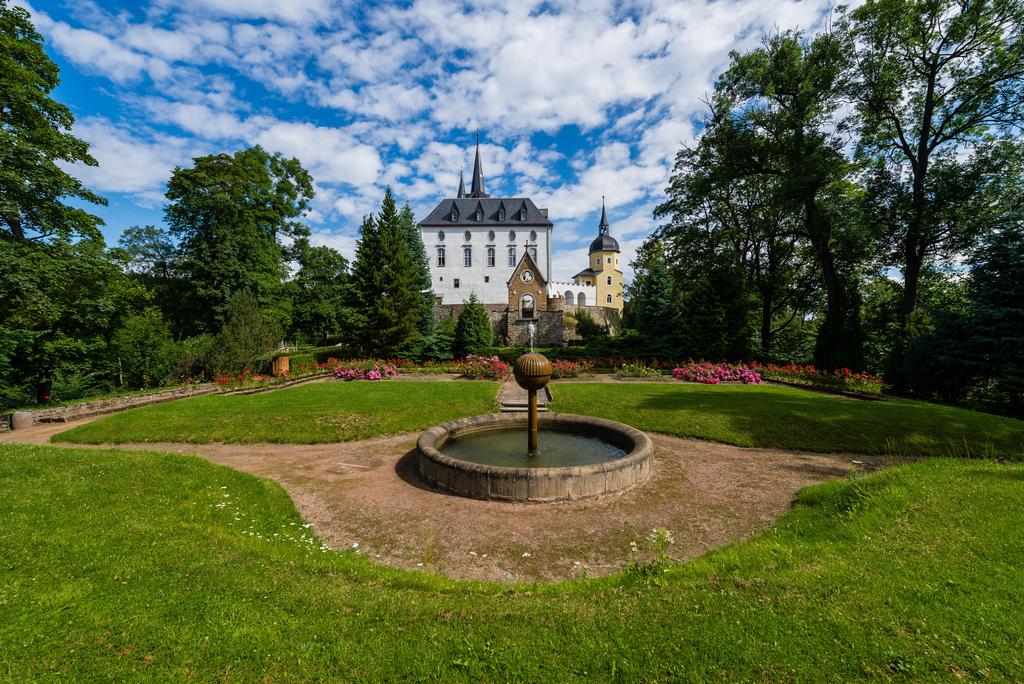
[{"x1": 572, "y1": 198, "x2": 623, "y2": 312}]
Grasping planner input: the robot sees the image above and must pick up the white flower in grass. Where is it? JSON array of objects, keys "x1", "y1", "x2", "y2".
[{"x1": 521, "y1": 552, "x2": 531, "y2": 558}]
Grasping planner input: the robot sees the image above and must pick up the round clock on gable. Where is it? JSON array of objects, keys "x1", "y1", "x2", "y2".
[{"x1": 521, "y1": 270, "x2": 534, "y2": 283}]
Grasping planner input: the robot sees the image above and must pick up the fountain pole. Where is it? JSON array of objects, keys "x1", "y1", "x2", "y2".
[{"x1": 513, "y1": 349, "x2": 552, "y2": 457}]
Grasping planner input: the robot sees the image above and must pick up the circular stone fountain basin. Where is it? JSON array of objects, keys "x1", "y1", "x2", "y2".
[{"x1": 417, "y1": 413, "x2": 653, "y2": 502}]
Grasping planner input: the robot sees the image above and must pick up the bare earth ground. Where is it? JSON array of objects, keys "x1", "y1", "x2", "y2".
[{"x1": 2, "y1": 418, "x2": 891, "y2": 581}]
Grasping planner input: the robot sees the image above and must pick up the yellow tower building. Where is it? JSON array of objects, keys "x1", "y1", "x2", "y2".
[{"x1": 572, "y1": 199, "x2": 623, "y2": 312}]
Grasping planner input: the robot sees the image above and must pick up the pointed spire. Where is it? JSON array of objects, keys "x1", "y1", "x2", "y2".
[
  {"x1": 470, "y1": 132, "x2": 489, "y2": 198},
  {"x1": 457, "y1": 169, "x2": 466, "y2": 198},
  {"x1": 598, "y1": 196, "x2": 609, "y2": 234}
]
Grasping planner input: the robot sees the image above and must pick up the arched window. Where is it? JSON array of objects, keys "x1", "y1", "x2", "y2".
[
  {"x1": 606, "y1": 276, "x2": 612, "y2": 285},
  {"x1": 521, "y1": 294, "x2": 535, "y2": 319},
  {"x1": 528, "y1": 246, "x2": 537, "y2": 260},
  {"x1": 507, "y1": 246, "x2": 516, "y2": 266},
  {"x1": 577, "y1": 292, "x2": 586, "y2": 306},
  {"x1": 463, "y1": 246, "x2": 472, "y2": 267},
  {"x1": 606, "y1": 294, "x2": 612, "y2": 304},
  {"x1": 487, "y1": 246, "x2": 495, "y2": 267},
  {"x1": 464, "y1": 230, "x2": 471, "y2": 241},
  {"x1": 529, "y1": 230, "x2": 537, "y2": 241},
  {"x1": 508, "y1": 230, "x2": 516, "y2": 241},
  {"x1": 436, "y1": 246, "x2": 446, "y2": 267},
  {"x1": 564, "y1": 289, "x2": 573, "y2": 303}
]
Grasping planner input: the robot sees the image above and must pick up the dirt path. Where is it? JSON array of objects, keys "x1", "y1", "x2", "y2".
[{"x1": 5, "y1": 420, "x2": 893, "y2": 581}]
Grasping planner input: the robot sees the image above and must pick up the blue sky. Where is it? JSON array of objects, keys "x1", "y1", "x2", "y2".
[{"x1": 20, "y1": 0, "x2": 835, "y2": 282}]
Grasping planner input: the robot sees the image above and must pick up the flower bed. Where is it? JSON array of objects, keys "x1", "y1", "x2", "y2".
[
  {"x1": 212, "y1": 368, "x2": 277, "y2": 388},
  {"x1": 458, "y1": 354, "x2": 511, "y2": 381},
  {"x1": 751, "y1": 362, "x2": 885, "y2": 394},
  {"x1": 616, "y1": 362, "x2": 663, "y2": 378},
  {"x1": 550, "y1": 359, "x2": 594, "y2": 378},
  {"x1": 672, "y1": 362, "x2": 762, "y2": 385},
  {"x1": 332, "y1": 363, "x2": 399, "y2": 382}
]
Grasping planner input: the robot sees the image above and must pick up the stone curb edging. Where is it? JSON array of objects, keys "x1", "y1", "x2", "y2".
[
  {"x1": 223, "y1": 372, "x2": 331, "y2": 396},
  {"x1": 417, "y1": 412, "x2": 653, "y2": 503},
  {"x1": 1, "y1": 385, "x2": 223, "y2": 431}
]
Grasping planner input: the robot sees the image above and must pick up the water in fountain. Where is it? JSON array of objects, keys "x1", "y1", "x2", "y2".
[{"x1": 441, "y1": 429, "x2": 626, "y2": 468}]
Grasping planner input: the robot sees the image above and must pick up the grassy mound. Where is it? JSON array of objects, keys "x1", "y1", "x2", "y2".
[
  {"x1": 2, "y1": 443, "x2": 1022, "y2": 680},
  {"x1": 53, "y1": 381, "x2": 499, "y2": 444},
  {"x1": 554, "y1": 383, "x2": 1024, "y2": 457}
]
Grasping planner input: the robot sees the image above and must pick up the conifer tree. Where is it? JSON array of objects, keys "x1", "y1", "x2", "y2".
[
  {"x1": 399, "y1": 203, "x2": 436, "y2": 336},
  {"x1": 351, "y1": 189, "x2": 425, "y2": 356},
  {"x1": 454, "y1": 293, "x2": 492, "y2": 357}
]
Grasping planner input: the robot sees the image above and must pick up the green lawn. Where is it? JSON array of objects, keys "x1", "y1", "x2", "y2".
[
  {"x1": 554, "y1": 382, "x2": 1024, "y2": 458},
  {"x1": 1, "y1": 443, "x2": 1022, "y2": 680},
  {"x1": 53, "y1": 381, "x2": 499, "y2": 444}
]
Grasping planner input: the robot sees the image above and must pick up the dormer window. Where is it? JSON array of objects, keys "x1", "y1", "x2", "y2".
[
  {"x1": 498, "y1": 207, "x2": 505, "y2": 221},
  {"x1": 520, "y1": 207, "x2": 527, "y2": 220},
  {"x1": 450, "y1": 205, "x2": 458, "y2": 221},
  {"x1": 475, "y1": 206, "x2": 483, "y2": 221}
]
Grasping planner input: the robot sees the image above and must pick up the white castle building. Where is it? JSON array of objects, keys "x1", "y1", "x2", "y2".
[{"x1": 418, "y1": 140, "x2": 622, "y2": 315}]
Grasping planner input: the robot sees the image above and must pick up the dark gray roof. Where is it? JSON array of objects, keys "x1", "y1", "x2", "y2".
[
  {"x1": 589, "y1": 233, "x2": 620, "y2": 253},
  {"x1": 456, "y1": 170, "x2": 466, "y2": 198},
  {"x1": 419, "y1": 197, "x2": 552, "y2": 227},
  {"x1": 470, "y1": 138, "x2": 488, "y2": 198},
  {"x1": 572, "y1": 267, "x2": 597, "y2": 279},
  {"x1": 588, "y1": 197, "x2": 619, "y2": 253}
]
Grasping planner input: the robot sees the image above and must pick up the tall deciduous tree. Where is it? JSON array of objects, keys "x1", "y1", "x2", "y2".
[
  {"x1": 0, "y1": 238, "x2": 149, "y2": 403},
  {"x1": 164, "y1": 146, "x2": 313, "y2": 335},
  {"x1": 627, "y1": 241, "x2": 677, "y2": 345},
  {"x1": 0, "y1": 1, "x2": 106, "y2": 242},
  {"x1": 289, "y1": 239, "x2": 355, "y2": 345},
  {"x1": 700, "y1": 31, "x2": 865, "y2": 368},
  {"x1": 845, "y1": 0, "x2": 1024, "y2": 322},
  {"x1": 656, "y1": 141, "x2": 815, "y2": 358}
]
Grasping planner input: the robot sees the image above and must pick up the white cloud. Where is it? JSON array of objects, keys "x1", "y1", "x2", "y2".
[
  {"x1": 19, "y1": 2, "x2": 153, "y2": 83},
  {"x1": 153, "y1": 0, "x2": 340, "y2": 25},
  {"x1": 309, "y1": 230, "x2": 359, "y2": 262},
  {"x1": 253, "y1": 122, "x2": 382, "y2": 187},
  {"x1": 65, "y1": 117, "x2": 195, "y2": 203}
]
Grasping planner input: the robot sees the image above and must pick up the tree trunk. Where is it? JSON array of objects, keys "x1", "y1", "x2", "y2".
[
  {"x1": 805, "y1": 198, "x2": 854, "y2": 369},
  {"x1": 760, "y1": 286, "x2": 774, "y2": 358},
  {"x1": 5, "y1": 213, "x2": 25, "y2": 241},
  {"x1": 902, "y1": 65, "x2": 937, "y2": 324}
]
